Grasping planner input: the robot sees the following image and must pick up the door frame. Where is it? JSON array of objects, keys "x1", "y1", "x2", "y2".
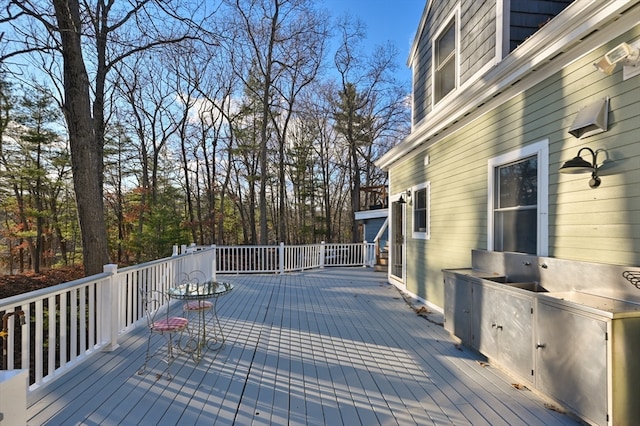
[{"x1": 389, "y1": 192, "x2": 407, "y2": 287}]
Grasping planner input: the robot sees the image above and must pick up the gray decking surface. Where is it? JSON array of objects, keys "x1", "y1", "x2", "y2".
[{"x1": 26, "y1": 268, "x2": 580, "y2": 425}]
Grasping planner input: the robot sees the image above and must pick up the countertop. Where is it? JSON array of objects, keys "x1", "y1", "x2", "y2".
[
  {"x1": 444, "y1": 268, "x2": 640, "y2": 318},
  {"x1": 539, "y1": 291, "x2": 640, "y2": 319}
]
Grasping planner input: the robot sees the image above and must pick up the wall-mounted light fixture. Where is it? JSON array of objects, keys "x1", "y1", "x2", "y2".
[
  {"x1": 560, "y1": 147, "x2": 601, "y2": 188},
  {"x1": 594, "y1": 42, "x2": 640, "y2": 78},
  {"x1": 397, "y1": 189, "x2": 412, "y2": 204}
]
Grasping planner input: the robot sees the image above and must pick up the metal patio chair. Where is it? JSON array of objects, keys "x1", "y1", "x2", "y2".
[
  {"x1": 138, "y1": 289, "x2": 190, "y2": 380},
  {"x1": 179, "y1": 271, "x2": 214, "y2": 323}
]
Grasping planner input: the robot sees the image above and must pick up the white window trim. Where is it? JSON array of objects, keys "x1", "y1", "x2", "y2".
[
  {"x1": 496, "y1": 0, "x2": 511, "y2": 61},
  {"x1": 431, "y1": 5, "x2": 460, "y2": 109},
  {"x1": 487, "y1": 139, "x2": 549, "y2": 256},
  {"x1": 411, "y1": 182, "x2": 431, "y2": 240}
]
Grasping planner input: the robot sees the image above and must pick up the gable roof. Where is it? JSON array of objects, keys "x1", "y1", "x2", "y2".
[
  {"x1": 378, "y1": 0, "x2": 640, "y2": 170},
  {"x1": 407, "y1": 0, "x2": 434, "y2": 68}
]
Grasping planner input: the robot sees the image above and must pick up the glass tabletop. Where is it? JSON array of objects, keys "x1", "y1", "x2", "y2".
[{"x1": 167, "y1": 281, "x2": 233, "y2": 299}]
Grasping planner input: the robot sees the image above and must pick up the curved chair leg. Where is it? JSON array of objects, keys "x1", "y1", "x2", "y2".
[{"x1": 138, "y1": 333, "x2": 154, "y2": 376}]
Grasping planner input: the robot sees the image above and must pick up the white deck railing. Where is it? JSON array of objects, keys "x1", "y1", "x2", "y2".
[{"x1": 0, "y1": 242, "x2": 375, "y2": 391}]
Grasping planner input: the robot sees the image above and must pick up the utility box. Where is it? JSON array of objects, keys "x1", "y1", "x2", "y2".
[{"x1": 0, "y1": 369, "x2": 28, "y2": 425}]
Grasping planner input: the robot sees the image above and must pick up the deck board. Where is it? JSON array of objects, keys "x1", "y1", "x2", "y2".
[{"x1": 27, "y1": 268, "x2": 581, "y2": 425}]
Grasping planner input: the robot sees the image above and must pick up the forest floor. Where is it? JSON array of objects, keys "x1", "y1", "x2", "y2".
[{"x1": 0, "y1": 266, "x2": 85, "y2": 300}]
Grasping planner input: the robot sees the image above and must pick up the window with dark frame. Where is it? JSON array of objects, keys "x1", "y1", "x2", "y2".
[{"x1": 434, "y1": 19, "x2": 456, "y2": 103}]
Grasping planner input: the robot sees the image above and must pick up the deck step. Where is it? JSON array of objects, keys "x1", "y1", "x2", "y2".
[{"x1": 374, "y1": 264, "x2": 388, "y2": 272}]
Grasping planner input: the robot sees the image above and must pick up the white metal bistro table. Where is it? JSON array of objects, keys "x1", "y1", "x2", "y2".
[{"x1": 166, "y1": 281, "x2": 233, "y2": 360}]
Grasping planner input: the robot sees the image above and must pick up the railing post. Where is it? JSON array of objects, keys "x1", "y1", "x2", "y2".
[
  {"x1": 172, "y1": 244, "x2": 179, "y2": 256},
  {"x1": 211, "y1": 244, "x2": 217, "y2": 282},
  {"x1": 279, "y1": 242, "x2": 285, "y2": 274},
  {"x1": 320, "y1": 241, "x2": 326, "y2": 269},
  {"x1": 101, "y1": 264, "x2": 120, "y2": 352},
  {"x1": 362, "y1": 240, "x2": 368, "y2": 267}
]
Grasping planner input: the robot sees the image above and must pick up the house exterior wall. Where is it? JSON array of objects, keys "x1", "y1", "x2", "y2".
[
  {"x1": 361, "y1": 217, "x2": 388, "y2": 245},
  {"x1": 386, "y1": 1, "x2": 640, "y2": 309},
  {"x1": 412, "y1": 0, "x2": 573, "y2": 127},
  {"x1": 509, "y1": 0, "x2": 574, "y2": 51},
  {"x1": 412, "y1": 0, "x2": 497, "y2": 125}
]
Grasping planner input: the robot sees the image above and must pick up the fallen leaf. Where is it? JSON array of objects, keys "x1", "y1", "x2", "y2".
[
  {"x1": 511, "y1": 383, "x2": 528, "y2": 390},
  {"x1": 415, "y1": 306, "x2": 431, "y2": 316},
  {"x1": 544, "y1": 403, "x2": 564, "y2": 413},
  {"x1": 476, "y1": 361, "x2": 489, "y2": 367}
]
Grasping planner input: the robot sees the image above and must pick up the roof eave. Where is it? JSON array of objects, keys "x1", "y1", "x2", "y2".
[{"x1": 379, "y1": 0, "x2": 639, "y2": 171}]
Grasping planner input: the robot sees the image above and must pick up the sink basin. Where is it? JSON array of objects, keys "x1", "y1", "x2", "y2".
[
  {"x1": 483, "y1": 276, "x2": 512, "y2": 283},
  {"x1": 482, "y1": 276, "x2": 547, "y2": 292},
  {"x1": 505, "y1": 282, "x2": 548, "y2": 292}
]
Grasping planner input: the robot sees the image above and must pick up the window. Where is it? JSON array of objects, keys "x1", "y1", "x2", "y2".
[
  {"x1": 433, "y1": 18, "x2": 457, "y2": 104},
  {"x1": 494, "y1": 157, "x2": 537, "y2": 253},
  {"x1": 488, "y1": 140, "x2": 548, "y2": 255},
  {"x1": 412, "y1": 182, "x2": 430, "y2": 240}
]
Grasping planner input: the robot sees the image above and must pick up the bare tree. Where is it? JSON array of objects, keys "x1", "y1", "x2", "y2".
[
  {"x1": 269, "y1": 9, "x2": 328, "y2": 243},
  {"x1": 222, "y1": 0, "x2": 329, "y2": 244},
  {"x1": 2, "y1": 0, "x2": 210, "y2": 274},
  {"x1": 333, "y1": 15, "x2": 410, "y2": 242}
]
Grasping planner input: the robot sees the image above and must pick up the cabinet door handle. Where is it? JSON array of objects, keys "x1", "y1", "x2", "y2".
[
  {"x1": 496, "y1": 325, "x2": 503, "y2": 330},
  {"x1": 536, "y1": 342, "x2": 546, "y2": 349}
]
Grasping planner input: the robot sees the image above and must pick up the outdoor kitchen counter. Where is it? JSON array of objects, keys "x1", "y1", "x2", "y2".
[
  {"x1": 441, "y1": 268, "x2": 505, "y2": 281},
  {"x1": 443, "y1": 267, "x2": 640, "y2": 425},
  {"x1": 446, "y1": 250, "x2": 640, "y2": 426},
  {"x1": 445, "y1": 268, "x2": 640, "y2": 318},
  {"x1": 539, "y1": 290, "x2": 640, "y2": 319}
]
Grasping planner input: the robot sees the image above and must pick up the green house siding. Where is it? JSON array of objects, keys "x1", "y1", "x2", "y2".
[{"x1": 392, "y1": 26, "x2": 640, "y2": 308}]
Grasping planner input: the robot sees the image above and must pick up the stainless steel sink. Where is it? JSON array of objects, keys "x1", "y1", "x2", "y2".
[
  {"x1": 484, "y1": 276, "x2": 512, "y2": 283},
  {"x1": 504, "y1": 282, "x2": 548, "y2": 292},
  {"x1": 483, "y1": 276, "x2": 548, "y2": 292}
]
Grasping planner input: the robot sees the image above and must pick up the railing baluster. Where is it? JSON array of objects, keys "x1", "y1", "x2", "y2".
[
  {"x1": 6, "y1": 313, "x2": 14, "y2": 369},
  {"x1": 59, "y1": 296, "x2": 67, "y2": 369},
  {"x1": 88, "y1": 285, "x2": 95, "y2": 349},
  {"x1": 34, "y1": 300, "x2": 43, "y2": 384},
  {"x1": 48, "y1": 295, "x2": 55, "y2": 376},
  {"x1": 21, "y1": 304, "x2": 29, "y2": 372},
  {"x1": 70, "y1": 290, "x2": 78, "y2": 364}
]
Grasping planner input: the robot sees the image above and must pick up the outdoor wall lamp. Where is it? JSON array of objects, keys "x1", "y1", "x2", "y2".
[
  {"x1": 594, "y1": 42, "x2": 640, "y2": 75},
  {"x1": 560, "y1": 147, "x2": 601, "y2": 188},
  {"x1": 397, "y1": 189, "x2": 411, "y2": 204}
]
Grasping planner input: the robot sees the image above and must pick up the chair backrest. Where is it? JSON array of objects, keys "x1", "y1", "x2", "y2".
[
  {"x1": 178, "y1": 270, "x2": 207, "y2": 287},
  {"x1": 139, "y1": 290, "x2": 169, "y2": 328}
]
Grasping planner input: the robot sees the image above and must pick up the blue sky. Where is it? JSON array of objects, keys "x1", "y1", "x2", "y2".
[{"x1": 322, "y1": 0, "x2": 425, "y2": 82}]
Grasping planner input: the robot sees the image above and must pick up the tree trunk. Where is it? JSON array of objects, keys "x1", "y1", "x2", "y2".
[
  {"x1": 53, "y1": 0, "x2": 110, "y2": 275},
  {"x1": 351, "y1": 141, "x2": 361, "y2": 243}
]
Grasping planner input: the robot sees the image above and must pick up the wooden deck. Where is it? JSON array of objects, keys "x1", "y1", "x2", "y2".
[{"x1": 26, "y1": 268, "x2": 580, "y2": 425}]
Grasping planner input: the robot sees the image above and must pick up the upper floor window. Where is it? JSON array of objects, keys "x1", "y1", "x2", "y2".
[
  {"x1": 412, "y1": 182, "x2": 430, "y2": 240},
  {"x1": 433, "y1": 18, "x2": 456, "y2": 104}
]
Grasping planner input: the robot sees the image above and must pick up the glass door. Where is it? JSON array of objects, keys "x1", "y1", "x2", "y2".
[{"x1": 390, "y1": 198, "x2": 405, "y2": 281}]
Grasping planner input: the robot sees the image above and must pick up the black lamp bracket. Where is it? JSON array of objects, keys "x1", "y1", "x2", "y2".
[
  {"x1": 577, "y1": 147, "x2": 599, "y2": 170},
  {"x1": 578, "y1": 147, "x2": 601, "y2": 188}
]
